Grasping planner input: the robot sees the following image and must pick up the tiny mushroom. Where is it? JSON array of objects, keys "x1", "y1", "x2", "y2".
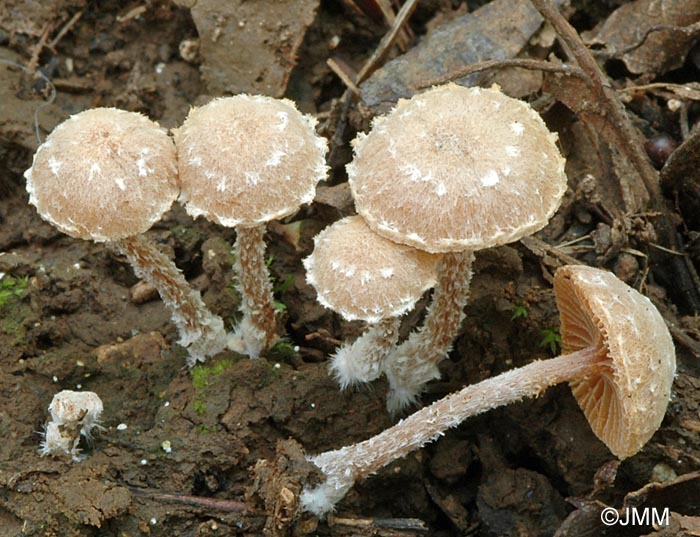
[
  {"x1": 301, "y1": 265, "x2": 676, "y2": 516},
  {"x1": 40, "y1": 390, "x2": 104, "y2": 461},
  {"x1": 25, "y1": 108, "x2": 227, "y2": 366},
  {"x1": 175, "y1": 95, "x2": 328, "y2": 358},
  {"x1": 347, "y1": 83, "x2": 568, "y2": 412},
  {"x1": 304, "y1": 215, "x2": 440, "y2": 388}
]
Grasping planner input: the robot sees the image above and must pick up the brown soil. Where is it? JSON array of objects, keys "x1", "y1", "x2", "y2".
[{"x1": 1, "y1": 1, "x2": 699, "y2": 536}]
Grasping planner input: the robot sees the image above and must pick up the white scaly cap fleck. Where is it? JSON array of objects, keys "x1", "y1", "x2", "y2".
[
  {"x1": 348, "y1": 83, "x2": 568, "y2": 253},
  {"x1": 25, "y1": 108, "x2": 178, "y2": 242},
  {"x1": 174, "y1": 94, "x2": 328, "y2": 228}
]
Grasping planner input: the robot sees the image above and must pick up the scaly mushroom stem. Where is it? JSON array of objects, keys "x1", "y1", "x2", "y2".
[
  {"x1": 302, "y1": 345, "x2": 602, "y2": 517},
  {"x1": 230, "y1": 224, "x2": 279, "y2": 358},
  {"x1": 330, "y1": 317, "x2": 402, "y2": 389},
  {"x1": 384, "y1": 250, "x2": 475, "y2": 412},
  {"x1": 115, "y1": 234, "x2": 227, "y2": 366}
]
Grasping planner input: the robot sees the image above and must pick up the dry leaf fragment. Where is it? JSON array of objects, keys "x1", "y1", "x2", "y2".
[
  {"x1": 359, "y1": 0, "x2": 559, "y2": 114},
  {"x1": 589, "y1": 0, "x2": 700, "y2": 75}
]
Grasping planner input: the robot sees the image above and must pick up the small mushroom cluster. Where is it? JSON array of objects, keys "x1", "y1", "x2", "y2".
[
  {"x1": 301, "y1": 264, "x2": 676, "y2": 516},
  {"x1": 298, "y1": 84, "x2": 675, "y2": 515},
  {"x1": 25, "y1": 96, "x2": 327, "y2": 364},
  {"x1": 305, "y1": 83, "x2": 568, "y2": 412}
]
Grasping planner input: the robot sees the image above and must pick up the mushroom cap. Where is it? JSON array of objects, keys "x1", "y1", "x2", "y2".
[
  {"x1": 348, "y1": 83, "x2": 567, "y2": 253},
  {"x1": 174, "y1": 95, "x2": 328, "y2": 228},
  {"x1": 304, "y1": 215, "x2": 441, "y2": 323},
  {"x1": 49, "y1": 390, "x2": 104, "y2": 426},
  {"x1": 554, "y1": 265, "x2": 676, "y2": 459},
  {"x1": 25, "y1": 108, "x2": 178, "y2": 242}
]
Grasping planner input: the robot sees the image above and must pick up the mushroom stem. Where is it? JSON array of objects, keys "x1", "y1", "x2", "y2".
[
  {"x1": 302, "y1": 345, "x2": 602, "y2": 517},
  {"x1": 330, "y1": 316, "x2": 402, "y2": 389},
  {"x1": 230, "y1": 224, "x2": 279, "y2": 358},
  {"x1": 384, "y1": 250, "x2": 475, "y2": 412},
  {"x1": 115, "y1": 234, "x2": 227, "y2": 366}
]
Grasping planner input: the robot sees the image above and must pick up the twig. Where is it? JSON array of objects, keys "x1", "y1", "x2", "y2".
[
  {"x1": 619, "y1": 82, "x2": 700, "y2": 102},
  {"x1": 329, "y1": 513, "x2": 429, "y2": 532},
  {"x1": 417, "y1": 58, "x2": 586, "y2": 89},
  {"x1": 129, "y1": 487, "x2": 250, "y2": 512},
  {"x1": 595, "y1": 21, "x2": 700, "y2": 60},
  {"x1": 668, "y1": 322, "x2": 700, "y2": 358},
  {"x1": 26, "y1": 23, "x2": 52, "y2": 75},
  {"x1": 48, "y1": 11, "x2": 83, "y2": 51},
  {"x1": 374, "y1": 0, "x2": 413, "y2": 51},
  {"x1": 520, "y1": 236, "x2": 581, "y2": 267},
  {"x1": 327, "y1": 58, "x2": 361, "y2": 96},
  {"x1": 356, "y1": 0, "x2": 419, "y2": 84}
]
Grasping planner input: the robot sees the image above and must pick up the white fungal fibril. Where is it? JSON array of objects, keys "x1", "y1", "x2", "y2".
[{"x1": 40, "y1": 390, "x2": 104, "y2": 462}]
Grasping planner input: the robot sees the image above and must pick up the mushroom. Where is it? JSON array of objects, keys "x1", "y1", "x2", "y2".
[
  {"x1": 304, "y1": 215, "x2": 440, "y2": 388},
  {"x1": 347, "y1": 83, "x2": 568, "y2": 412},
  {"x1": 174, "y1": 95, "x2": 328, "y2": 358},
  {"x1": 24, "y1": 108, "x2": 227, "y2": 365},
  {"x1": 40, "y1": 390, "x2": 104, "y2": 461},
  {"x1": 301, "y1": 265, "x2": 676, "y2": 516}
]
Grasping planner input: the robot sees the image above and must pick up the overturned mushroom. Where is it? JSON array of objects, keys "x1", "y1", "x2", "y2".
[
  {"x1": 301, "y1": 265, "x2": 676, "y2": 516},
  {"x1": 40, "y1": 390, "x2": 104, "y2": 461},
  {"x1": 304, "y1": 216, "x2": 440, "y2": 388},
  {"x1": 175, "y1": 95, "x2": 328, "y2": 358},
  {"x1": 24, "y1": 108, "x2": 227, "y2": 365},
  {"x1": 348, "y1": 83, "x2": 568, "y2": 411}
]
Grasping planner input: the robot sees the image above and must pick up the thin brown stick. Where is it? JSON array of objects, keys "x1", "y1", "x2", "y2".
[
  {"x1": 327, "y1": 58, "x2": 361, "y2": 96},
  {"x1": 26, "y1": 23, "x2": 52, "y2": 74},
  {"x1": 48, "y1": 11, "x2": 83, "y2": 50},
  {"x1": 417, "y1": 58, "x2": 586, "y2": 89},
  {"x1": 668, "y1": 323, "x2": 700, "y2": 359},
  {"x1": 329, "y1": 513, "x2": 429, "y2": 532},
  {"x1": 356, "y1": 0, "x2": 419, "y2": 84},
  {"x1": 374, "y1": 0, "x2": 412, "y2": 50},
  {"x1": 129, "y1": 488, "x2": 250, "y2": 512},
  {"x1": 597, "y1": 21, "x2": 700, "y2": 59}
]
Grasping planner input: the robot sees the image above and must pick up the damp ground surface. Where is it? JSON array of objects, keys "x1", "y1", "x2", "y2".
[{"x1": 2, "y1": 1, "x2": 700, "y2": 536}]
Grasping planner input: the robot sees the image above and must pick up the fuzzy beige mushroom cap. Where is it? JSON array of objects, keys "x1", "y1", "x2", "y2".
[
  {"x1": 174, "y1": 95, "x2": 328, "y2": 227},
  {"x1": 25, "y1": 108, "x2": 178, "y2": 242},
  {"x1": 304, "y1": 215, "x2": 441, "y2": 323},
  {"x1": 555, "y1": 265, "x2": 676, "y2": 459},
  {"x1": 348, "y1": 83, "x2": 567, "y2": 253}
]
